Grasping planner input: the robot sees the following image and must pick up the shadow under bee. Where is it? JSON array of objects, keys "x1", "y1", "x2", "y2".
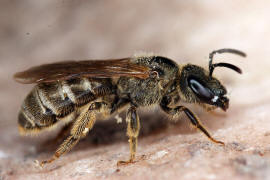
[
  {"x1": 36, "y1": 111, "x2": 169, "y2": 153},
  {"x1": 37, "y1": 106, "x2": 227, "y2": 155}
]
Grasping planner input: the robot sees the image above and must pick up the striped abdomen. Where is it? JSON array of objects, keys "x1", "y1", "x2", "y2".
[{"x1": 18, "y1": 78, "x2": 114, "y2": 135}]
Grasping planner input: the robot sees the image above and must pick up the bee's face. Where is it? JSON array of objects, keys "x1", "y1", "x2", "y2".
[{"x1": 179, "y1": 64, "x2": 229, "y2": 111}]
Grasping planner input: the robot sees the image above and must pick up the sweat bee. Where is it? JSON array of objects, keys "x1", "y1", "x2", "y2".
[{"x1": 14, "y1": 48, "x2": 246, "y2": 166}]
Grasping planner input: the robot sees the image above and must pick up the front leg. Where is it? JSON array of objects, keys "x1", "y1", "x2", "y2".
[
  {"x1": 160, "y1": 96, "x2": 224, "y2": 145},
  {"x1": 117, "y1": 105, "x2": 140, "y2": 166}
]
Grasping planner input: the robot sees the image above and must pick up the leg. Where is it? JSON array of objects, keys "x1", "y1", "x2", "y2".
[
  {"x1": 56, "y1": 123, "x2": 73, "y2": 141},
  {"x1": 110, "y1": 97, "x2": 130, "y2": 114},
  {"x1": 40, "y1": 102, "x2": 106, "y2": 166},
  {"x1": 181, "y1": 107, "x2": 224, "y2": 145},
  {"x1": 38, "y1": 122, "x2": 73, "y2": 152},
  {"x1": 117, "y1": 106, "x2": 140, "y2": 166},
  {"x1": 160, "y1": 99, "x2": 224, "y2": 145}
]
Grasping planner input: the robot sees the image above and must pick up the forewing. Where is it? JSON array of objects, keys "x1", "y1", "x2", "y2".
[{"x1": 14, "y1": 58, "x2": 151, "y2": 84}]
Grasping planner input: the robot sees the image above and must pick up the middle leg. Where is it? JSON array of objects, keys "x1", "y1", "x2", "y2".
[{"x1": 117, "y1": 105, "x2": 140, "y2": 166}]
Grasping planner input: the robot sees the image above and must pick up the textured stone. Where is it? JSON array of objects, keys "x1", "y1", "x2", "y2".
[{"x1": 0, "y1": 1, "x2": 269, "y2": 180}]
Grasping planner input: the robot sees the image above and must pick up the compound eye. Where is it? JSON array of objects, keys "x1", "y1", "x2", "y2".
[{"x1": 188, "y1": 78, "x2": 214, "y2": 100}]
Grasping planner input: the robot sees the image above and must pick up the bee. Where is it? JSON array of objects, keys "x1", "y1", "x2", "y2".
[{"x1": 14, "y1": 48, "x2": 246, "y2": 166}]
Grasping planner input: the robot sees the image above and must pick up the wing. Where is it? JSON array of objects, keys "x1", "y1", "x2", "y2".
[{"x1": 14, "y1": 58, "x2": 151, "y2": 84}]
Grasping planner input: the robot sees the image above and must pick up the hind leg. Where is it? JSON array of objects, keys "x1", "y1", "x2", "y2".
[
  {"x1": 37, "y1": 122, "x2": 73, "y2": 153},
  {"x1": 40, "y1": 102, "x2": 107, "y2": 166},
  {"x1": 54, "y1": 123, "x2": 73, "y2": 143}
]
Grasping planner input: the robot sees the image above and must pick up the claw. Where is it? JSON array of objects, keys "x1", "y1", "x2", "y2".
[
  {"x1": 210, "y1": 138, "x2": 225, "y2": 146},
  {"x1": 117, "y1": 159, "x2": 136, "y2": 166},
  {"x1": 34, "y1": 160, "x2": 44, "y2": 168}
]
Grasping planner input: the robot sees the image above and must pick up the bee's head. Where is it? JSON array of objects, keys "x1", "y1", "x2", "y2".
[
  {"x1": 179, "y1": 65, "x2": 229, "y2": 111},
  {"x1": 179, "y1": 49, "x2": 246, "y2": 111}
]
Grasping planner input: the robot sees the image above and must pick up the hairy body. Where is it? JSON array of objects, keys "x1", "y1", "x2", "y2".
[{"x1": 15, "y1": 49, "x2": 245, "y2": 165}]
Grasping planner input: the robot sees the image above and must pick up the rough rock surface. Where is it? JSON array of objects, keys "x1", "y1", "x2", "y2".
[{"x1": 0, "y1": 1, "x2": 270, "y2": 180}]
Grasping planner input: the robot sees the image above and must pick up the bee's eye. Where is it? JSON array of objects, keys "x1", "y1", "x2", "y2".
[{"x1": 188, "y1": 77, "x2": 214, "y2": 101}]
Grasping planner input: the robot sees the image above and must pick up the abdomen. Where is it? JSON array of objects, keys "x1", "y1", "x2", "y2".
[{"x1": 18, "y1": 78, "x2": 114, "y2": 135}]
